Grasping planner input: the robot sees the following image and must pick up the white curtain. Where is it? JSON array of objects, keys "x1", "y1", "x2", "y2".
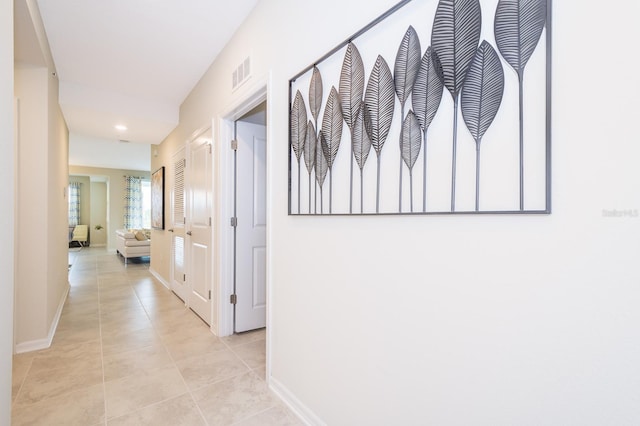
[{"x1": 68, "y1": 182, "x2": 81, "y2": 226}]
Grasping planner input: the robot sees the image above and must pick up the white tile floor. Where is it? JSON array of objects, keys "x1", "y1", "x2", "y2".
[{"x1": 11, "y1": 247, "x2": 301, "y2": 425}]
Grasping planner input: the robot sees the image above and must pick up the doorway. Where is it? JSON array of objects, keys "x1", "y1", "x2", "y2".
[
  {"x1": 233, "y1": 104, "x2": 267, "y2": 333},
  {"x1": 217, "y1": 86, "x2": 269, "y2": 337}
]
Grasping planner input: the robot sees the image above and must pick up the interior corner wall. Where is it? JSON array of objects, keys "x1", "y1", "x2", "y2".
[
  {"x1": 162, "y1": 0, "x2": 640, "y2": 424},
  {"x1": 69, "y1": 165, "x2": 150, "y2": 251},
  {"x1": 0, "y1": 0, "x2": 14, "y2": 421},
  {"x1": 14, "y1": 63, "x2": 69, "y2": 351},
  {"x1": 46, "y1": 70, "x2": 69, "y2": 332}
]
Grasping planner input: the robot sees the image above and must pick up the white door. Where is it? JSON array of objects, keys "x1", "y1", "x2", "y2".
[
  {"x1": 187, "y1": 131, "x2": 213, "y2": 324},
  {"x1": 234, "y1": 121, "x2": 267, "y2": 332},
  {"x1": 170, "y1": 148, "x2": 188, "y2": 303}
]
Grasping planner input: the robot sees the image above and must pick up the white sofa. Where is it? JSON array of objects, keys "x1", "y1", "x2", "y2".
[{"x1": 115, "y1": 229, "x2": 150, "y2": 263}]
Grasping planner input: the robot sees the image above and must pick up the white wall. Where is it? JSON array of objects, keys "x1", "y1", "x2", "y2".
[
  {"x1": 0, "y1": 0, "x2": 13, "y2": 421},
  {"x1": 161, "y1": 0, "x2": 640, "y2": 424},
  {"x1": 90, "y1": 181, "x2": 108, "y2": 246}
]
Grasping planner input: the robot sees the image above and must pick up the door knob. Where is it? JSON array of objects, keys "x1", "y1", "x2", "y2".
[
  {"x1": 168, "y1": 228, "x2": 174, "y2": 232},
  {"x1": 186, "y1": 231, "x2": 192, "y2": 236}
]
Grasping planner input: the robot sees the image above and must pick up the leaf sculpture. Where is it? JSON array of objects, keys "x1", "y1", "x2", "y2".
[
  {"x1": 309, "y1": 66, "x2": 323, "y2": 127},
  {"x1": 315, "y1": 131, "x2": 329, "y2": 213},
  {"x1": 352, "y1": 104, "x2": 372, "y2": 213},
  {"x1": 320, "y1": 87, "x2": 343, "y2": 214},
  {"x1": 290, "y1": 90, "x2": 307, "y2": 214},
  {"x1": 394, "y1": 26, "x2": 422, "y2": 212},
  {"x1": 461, "y1": 40, "x2": 505, "y2": 211},
  {"x1": 400, "y1": 111, "x2": 422, "y2": 212},
  {"x1": 309, "y1": 66, "x2": 323, "y2": 213},
  {"x1": 494, "y1": 0, "x2": 546, "y2": 210},
  {"x1": 431, "y1": 0, "x2": 482, "y2": 211},
  {"x1": 412, "y1": 46, "x2": 444, "y2": 212},
  {"x1": 339, "y1": 42, "x2": 365, "y2": 213},
  {"x1": 364, "y1": 55, "x2": 395, "y2": 213},
  {"x1": 304, "y1": 121, "x2": 317, "y2": 214}
]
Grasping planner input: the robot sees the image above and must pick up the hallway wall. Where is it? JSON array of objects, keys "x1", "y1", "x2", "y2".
[
  {"x1": 155, "y1": 1, "x2": 640, "y2": 424},
  {"x1": 0, "y1": 0, "x2": 14, "y2": 422},
  {"x1": 14, "y1": 62, "x2": 69, "y2": 352}
]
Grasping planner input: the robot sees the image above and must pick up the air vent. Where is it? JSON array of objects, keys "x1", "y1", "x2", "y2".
[
  {"x1": 119, "y1": 139, "x2": 130, "y2": 143},
  {"x1": 232, "y1": 56, "x2": 251, "y2": 91}
]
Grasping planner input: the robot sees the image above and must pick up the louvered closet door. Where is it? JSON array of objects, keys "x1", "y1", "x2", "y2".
[{"x1": 170, "y1": 148, "x2": 188, "y2": 303}]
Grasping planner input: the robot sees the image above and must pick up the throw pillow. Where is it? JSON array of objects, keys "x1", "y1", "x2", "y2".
[{"x1": 135, "y1": 231, "x2": 147, "y2": 241}]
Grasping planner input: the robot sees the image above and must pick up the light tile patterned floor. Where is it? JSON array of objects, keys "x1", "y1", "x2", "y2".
[{"x1": 11, "y1": 247, "x2": 302, "y2": 426}]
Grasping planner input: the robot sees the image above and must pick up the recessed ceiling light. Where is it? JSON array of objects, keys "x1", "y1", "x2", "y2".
[{"x1": 115, "y1": 124, "x2": 128, "y2": 131}]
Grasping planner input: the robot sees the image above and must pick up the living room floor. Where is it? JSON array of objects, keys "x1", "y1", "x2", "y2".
[{"x1": 11, "y1": 247, "x2": 301, "y2": 425}]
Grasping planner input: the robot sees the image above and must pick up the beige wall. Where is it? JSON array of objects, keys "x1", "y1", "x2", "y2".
[
  {"x1": 46, "y1": 65, "x2": 70, "y2": 331},
  {"x1": 153, "y1": 0, "x2": 640, "y2": 424},
  {"x1": 69, "y1": 166, "x2": 150, "y2": 251},
  {"x1": 0, "y1": 0, "x2": 13, "y2": 420},
  {"x1": 14, "y1": 62, "x2": 69, "y2": 351},
  {"x1": 90, "y1": 181, "x2": 108, "y2": 246}
]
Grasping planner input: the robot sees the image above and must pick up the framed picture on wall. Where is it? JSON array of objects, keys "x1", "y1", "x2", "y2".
[{"x1": 151, "y1": 166, "x2": 165, "y2": 229}]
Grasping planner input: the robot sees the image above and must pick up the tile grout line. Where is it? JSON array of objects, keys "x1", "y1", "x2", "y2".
[
  {"x1": 10, "y1": 354, "x2": 34, "y2": 411},
  {"x1": 94, "y1": 255, "x2": 109, "y2": 426}
]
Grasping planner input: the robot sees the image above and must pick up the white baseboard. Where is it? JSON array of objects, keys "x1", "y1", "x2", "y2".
[
  {"x1": 15, "y1": 284, "x2": 69, "y2": 354},
  {"x1": 269, "y1": 376, "x2": 325, "y2": 426},
  {"x1": 149, "y1": 267, "x2": 170, "y2": 290}
]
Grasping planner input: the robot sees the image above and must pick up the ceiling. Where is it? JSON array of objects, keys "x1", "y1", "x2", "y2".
[{"x1": 15, "y1": 0, "x2": 259, "y2": 171}]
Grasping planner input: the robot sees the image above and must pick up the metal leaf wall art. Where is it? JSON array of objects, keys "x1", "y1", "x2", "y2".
[
  {"x1": 400, "y1": 110, "x2": 422, "y2": 212},
  {"x1": 290, "y1": 90, "x2": 307, "y2": 214},
  {"x1": 494, "y1": 0, "x2": 547, "y2": 210},
  {"x1": 309, "y1": 66, "x2": 323, "y2": 213},
  {"x1": 461, "y1": 40, "x2": 505, "y2": 211},
  {"x1": 320, "y1": 86, "x2": 344, "y2": 214},
  {"x1": 412, "y1": 46, "x2": 444, "y2": 212},
  {"x1": 431, "y1": 0, "x2": 482, "y2": 212},
  {"x1": 364, "y1": 55, "x2": 395, "y2": 213},
  {"x1": 288, "y1": 0, "x2": 551, "y2": 216},
  {"x1": 315, "y1": 131, "x2": 329, "y2": 214},
  {"x1": 352, "y1": 104, "x2": 372, "y2": 213},
  {"x1": 304, "y1": 121, "x2": 317, "y2": 213},
  {"x1": 394, "y1": 26, "x2": 422, "y2": 212},
  {"x1": 339, "y1": 43, "x2": 365, "y2": 213}
]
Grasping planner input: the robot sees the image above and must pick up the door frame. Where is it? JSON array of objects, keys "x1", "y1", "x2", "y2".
[{"x1": 216, "y1": 74, "x2": 271, "y2": 339}]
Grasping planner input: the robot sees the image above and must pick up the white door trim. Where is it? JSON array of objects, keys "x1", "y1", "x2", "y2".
[{"x1": 215, "y1": 73, "x2": 271, "y2": 340}]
